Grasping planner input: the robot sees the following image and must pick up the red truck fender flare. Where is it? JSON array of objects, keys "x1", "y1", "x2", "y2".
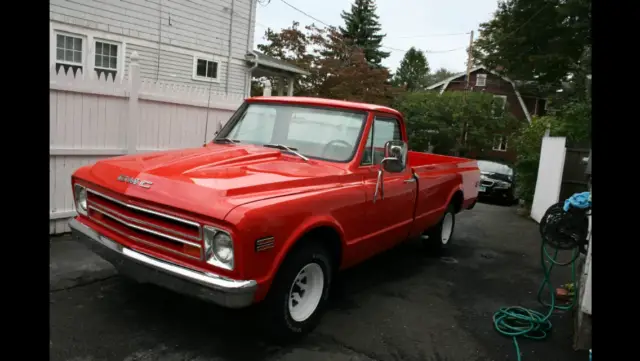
[
  {"x1": 269, "y1": 216, "x2": 346, "y2": 278},
  {"x1": 446, "y1": 184, "x2": 465, "y2": 210}
]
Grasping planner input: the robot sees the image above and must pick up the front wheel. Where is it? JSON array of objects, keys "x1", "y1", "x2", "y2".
[
  {"x1": 260, "y1": 241, "x2": 333, "y2": 343},
  {"x1": 422, "y1": 204, "x2": 456, "y2": 253}
]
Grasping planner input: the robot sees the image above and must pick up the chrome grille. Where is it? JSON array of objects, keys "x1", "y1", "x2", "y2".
[{"x1": 86, "y1": 189, "x2": 203, "y2": 260}]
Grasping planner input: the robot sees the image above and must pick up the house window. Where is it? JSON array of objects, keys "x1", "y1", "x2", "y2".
[
  {"x1": 475, "y1": 73, "x2": 487, "y2": 87},
  {"x1": 493, "y1": 95, "x2": 507, "y2": 117},
  {"x1": 493, "y1": 135, "x2": 508, "y2": 152},
  {"x1": 193, "y1": 56, "x2": 219, "y2": 81},
  {"x1": 94, "y1": 41, "x2": 118, "y2": 79},
  {"x1": 55, "y1": 34, "x2": 83, "y2": 75}
]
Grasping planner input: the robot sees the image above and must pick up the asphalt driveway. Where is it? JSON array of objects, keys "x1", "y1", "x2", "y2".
[{"x1": 50, "y1": 203, "x2": 587, "y2": 361}]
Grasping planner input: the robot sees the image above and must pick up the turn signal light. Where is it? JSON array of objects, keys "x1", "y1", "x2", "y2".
[{"x1": 183, "y1": 244, "x2": 201, "y2": 258}]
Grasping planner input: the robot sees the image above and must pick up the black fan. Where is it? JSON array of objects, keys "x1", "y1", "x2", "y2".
[{"x1": 539, "y1": 202, "x2": 590, "y2": 254}]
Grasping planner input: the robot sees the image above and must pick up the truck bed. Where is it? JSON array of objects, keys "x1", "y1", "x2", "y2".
[{"x1": 407, "y1": 151, "x2": 480, "y2": 238}]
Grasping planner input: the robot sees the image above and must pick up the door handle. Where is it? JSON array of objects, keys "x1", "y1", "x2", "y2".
[{"x1": 404, "y1": 177, "x2": 416, "y2": 183}]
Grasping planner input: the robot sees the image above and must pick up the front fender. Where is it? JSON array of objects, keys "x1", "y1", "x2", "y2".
[{"x1": 224, "y1": 184, "x2": 362, "y2": 302}]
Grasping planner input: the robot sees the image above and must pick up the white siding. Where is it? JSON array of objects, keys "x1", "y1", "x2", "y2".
[{"x1": 50, "y1": 0, "x2": 256, "y2": 95}]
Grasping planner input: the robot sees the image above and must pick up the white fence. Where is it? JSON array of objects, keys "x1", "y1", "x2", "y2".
[{"x1": 50, "y1": 52, "x2": 244, "y2": 234}]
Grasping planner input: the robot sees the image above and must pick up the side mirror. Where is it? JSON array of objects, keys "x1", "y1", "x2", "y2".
[
  {"x1": 373, "y1": 140, "x2": 409, "y2": 204},
  {"x1": 381, "y1": 140, "x2": 408, "y2": 173}
]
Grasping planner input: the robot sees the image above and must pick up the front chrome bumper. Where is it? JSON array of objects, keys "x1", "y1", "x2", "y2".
[{"x1": 68, "y1": 218, "x2": 257, "y2": 309}]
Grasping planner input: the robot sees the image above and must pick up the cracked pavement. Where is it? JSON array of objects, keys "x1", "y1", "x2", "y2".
[{"x1": 50, "y1": 203, "x2": 588, "y2": 361}]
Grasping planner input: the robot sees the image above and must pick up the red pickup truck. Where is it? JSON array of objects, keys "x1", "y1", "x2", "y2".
[{"x1": 69, "y1": 96, "x2": 480, "y2": 340}]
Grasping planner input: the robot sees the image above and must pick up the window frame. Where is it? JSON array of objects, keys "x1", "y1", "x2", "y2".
[
  {"x1": 492, "y1": 135, "x2": 508, "y2": 152},
  {"x1": 360, "y1": 116, "x2": 403, "y2": 167},
  {"x1": 54, "y1": 31, "x2": 86, "y2": 73},
  {"x1": 192, "y1": 54, "x2": 221, "y2": 83},
  {"x1": 51, "y1": 26, "x2": 125, "y2": 80},
  {"x1": 93, "y1": 38, "x2": 121, "y2": 79},
  {"x1": 476, "y1": 73, "x2": 487, "y2": 87}
]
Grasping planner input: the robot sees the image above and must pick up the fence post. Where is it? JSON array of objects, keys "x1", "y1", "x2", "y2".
[{"x1": 127, "y1": 51, "x2": 141, "y2": 154}]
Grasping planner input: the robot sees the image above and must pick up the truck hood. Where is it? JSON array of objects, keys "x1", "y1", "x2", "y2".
[{"x1": 82, "y1": 144, "x2": 347, "y2": 221}]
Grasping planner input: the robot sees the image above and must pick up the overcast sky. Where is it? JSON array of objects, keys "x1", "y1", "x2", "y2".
[{"x1": 253, "y1": 0, "x2": 499, "y2": 74}]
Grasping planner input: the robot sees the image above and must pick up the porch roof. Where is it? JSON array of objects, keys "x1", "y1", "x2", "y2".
[{"x1": 245, "y1": 51, "x2": 310, "y2": 78}]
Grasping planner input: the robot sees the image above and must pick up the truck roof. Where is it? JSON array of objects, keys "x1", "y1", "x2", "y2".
[{"x1": 247, "y1": 96, "x2": 402, "y2": 118}]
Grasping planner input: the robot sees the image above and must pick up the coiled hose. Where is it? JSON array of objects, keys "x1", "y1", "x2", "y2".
[{"x1": 492, "y1": 201, "x2": 590, "y2": 361}]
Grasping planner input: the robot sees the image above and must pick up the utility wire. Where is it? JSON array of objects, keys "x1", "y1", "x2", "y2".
[{"x1": 277, "y1": 0, "x2": 465, "y2": 54}]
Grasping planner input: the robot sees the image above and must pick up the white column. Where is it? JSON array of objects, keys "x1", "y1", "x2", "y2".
[
  {"x1": 287, "y1": 77, "x2": 294, "y2": 96},
  {"x1": 262, "y1": 79, "x2": 272, "y2": 96}
]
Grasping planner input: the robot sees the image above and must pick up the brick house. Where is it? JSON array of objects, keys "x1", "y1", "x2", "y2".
[{"x1": 426, "y1": 66, "x2": 548, "y2": 163}]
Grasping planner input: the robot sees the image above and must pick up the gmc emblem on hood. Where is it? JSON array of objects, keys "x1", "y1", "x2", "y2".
[{"x1": 117, "y1": 175, "x2": 153, "y2": 189}]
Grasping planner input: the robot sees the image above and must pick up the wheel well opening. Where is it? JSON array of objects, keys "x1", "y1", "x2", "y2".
[
  {"x1": 294, "y1": 226, "x2": 343, "y2": 268},
  {"x1": 451, "y1": 191, "x2": 464, "y2": 213}
]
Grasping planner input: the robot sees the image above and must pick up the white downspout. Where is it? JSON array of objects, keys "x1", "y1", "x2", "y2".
[
  {"x1": 224, "y1": 0, "x2": 236, "y2": 95},
  {"x1": 245, "y1": 0, "x2": 258, "y2": 98}
]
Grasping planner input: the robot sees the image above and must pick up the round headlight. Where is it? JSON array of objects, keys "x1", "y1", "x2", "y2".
[{"x1": 213, "y1": 233, "x2": 233, "y2": 263}]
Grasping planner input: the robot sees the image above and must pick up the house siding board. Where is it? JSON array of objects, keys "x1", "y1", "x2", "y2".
[{"x1": 51, "y1": 0, "x2": 255, "y2": 93}]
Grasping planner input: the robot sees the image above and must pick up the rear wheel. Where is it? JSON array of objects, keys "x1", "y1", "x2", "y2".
[
  {"x1": 422, "y1": 204, "x2": 456, "y2": 253},
  {"x1": 260, "y1": 241, "x2": 333, "y2": 343}
]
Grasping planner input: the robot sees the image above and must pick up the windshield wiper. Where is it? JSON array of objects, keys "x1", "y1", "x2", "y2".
[
  {"x1": 213, "y1": 138, "x2": 240, "y2": 144},
  {"x1": 263, "y1": 143, "x2": 309, "y2": 161}
]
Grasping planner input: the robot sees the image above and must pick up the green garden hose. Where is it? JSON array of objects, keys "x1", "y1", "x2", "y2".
[{"x1": 492, "y1": 239, "x2": 580, "y2": 361}]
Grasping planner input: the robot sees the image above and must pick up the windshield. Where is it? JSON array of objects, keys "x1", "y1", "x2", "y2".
[
  {"x1": 217, "y1": 102, "x2": 367, "y2": 162},
  {"x1": 477, "y1": 160, "x2": 513, "y2": 176}
]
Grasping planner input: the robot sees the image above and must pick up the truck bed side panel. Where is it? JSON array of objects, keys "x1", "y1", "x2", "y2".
[{"x1": 408, "y1": 151, "x2": 479, "y2": 238}]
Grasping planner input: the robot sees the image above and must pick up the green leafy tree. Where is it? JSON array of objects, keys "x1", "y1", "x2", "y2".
[
  {"x1": 512, "y1": 99, "x2": 591, "y2": 205},
  {"x1": 252, "y1": 22, "x2": 399, "y2": 105},
  {"x1": 338, "y1": 0, "x2": 390, "y2": 68},
  {"x1": 393, "y1": 92, "x2": 521, "y2": 156},
  {"x1": 392, "y1": 47, "x2": 430, "y2": 91},
  {"x1": 472, "y1": 0, "x2": 591, "y2": 87}
]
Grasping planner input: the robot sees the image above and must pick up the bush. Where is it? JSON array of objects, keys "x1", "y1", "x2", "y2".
[
  {"x1": 512, "y1": 100, "x2": 591, "y2": 205},
  {"x1": 393, "y1": 91, "x2": 521, "y2": 156}
]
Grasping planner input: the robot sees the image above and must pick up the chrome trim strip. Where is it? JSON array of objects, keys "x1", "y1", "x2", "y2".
[
  {"x1": 87, "y1": 189, "x2": 202, "y2": 238},
  {"x1": 89, "y1": 201, "x2": 200, "y2": 242},
  {"x1": 90, "y1": 216, "x2": 202, "y2": 260},
  {"x1": 69, "y1": 218, "x2": 257, "y2": 292},
  {"x1": 90, "y1": 206, "x2": 202, "y2": 248}
]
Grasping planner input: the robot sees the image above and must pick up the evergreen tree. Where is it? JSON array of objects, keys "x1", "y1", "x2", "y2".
[
  {"x1": 392, "y1": 47, "x2": 430, "y2": 91},
  {"x1": 339, "y1": 0, "x2": 390, "y2": 67}
]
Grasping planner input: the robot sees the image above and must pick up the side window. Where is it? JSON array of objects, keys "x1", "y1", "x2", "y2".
[{"x1": 360, "y1": 117, "x2": 402, "y2": 166}]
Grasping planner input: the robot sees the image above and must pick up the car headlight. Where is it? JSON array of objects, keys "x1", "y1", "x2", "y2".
[
  {"x1": 204, "y1": 226, "x2": 234, "y2": 270},
  {"x1": 74, "y1": 184, "x2": 88, "y2": 216},
  {"x1": 494, "y1": 181, "x2": 511, "y2": 189}
]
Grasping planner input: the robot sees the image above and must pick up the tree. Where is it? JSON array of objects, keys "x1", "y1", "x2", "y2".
[
  {"x1": 392, "y1": 47, "x2": 430, "y2": 91},
  {"x1": 472, "y1": 0, "x2": 591, "y2": 88},
  {"x1": 393, "y1": 91, "x2": 521, "y2": 156},
  {"x1": 338, "y1": 0, "x2": 390, "y2": 68},
  {"x1": 426, "y1": 68, "x2": 457, "y2": 86},
  {"x1": 253, "y1": 22, "x2": 399, "y2": 105}
]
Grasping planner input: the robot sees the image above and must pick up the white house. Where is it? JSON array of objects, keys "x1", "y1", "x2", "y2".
[{"x1": 49, "y1": 0, "x2": 308, "y2": 97}]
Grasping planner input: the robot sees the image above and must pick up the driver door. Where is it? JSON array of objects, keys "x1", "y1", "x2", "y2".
[{"x1": 361, "y1": 116, "x2": 416, "y2": 254}]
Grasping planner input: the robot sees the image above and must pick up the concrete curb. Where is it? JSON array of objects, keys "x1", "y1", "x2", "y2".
[{"x1": 50, "y1": 235, "x2": 117, "y2": 292}]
